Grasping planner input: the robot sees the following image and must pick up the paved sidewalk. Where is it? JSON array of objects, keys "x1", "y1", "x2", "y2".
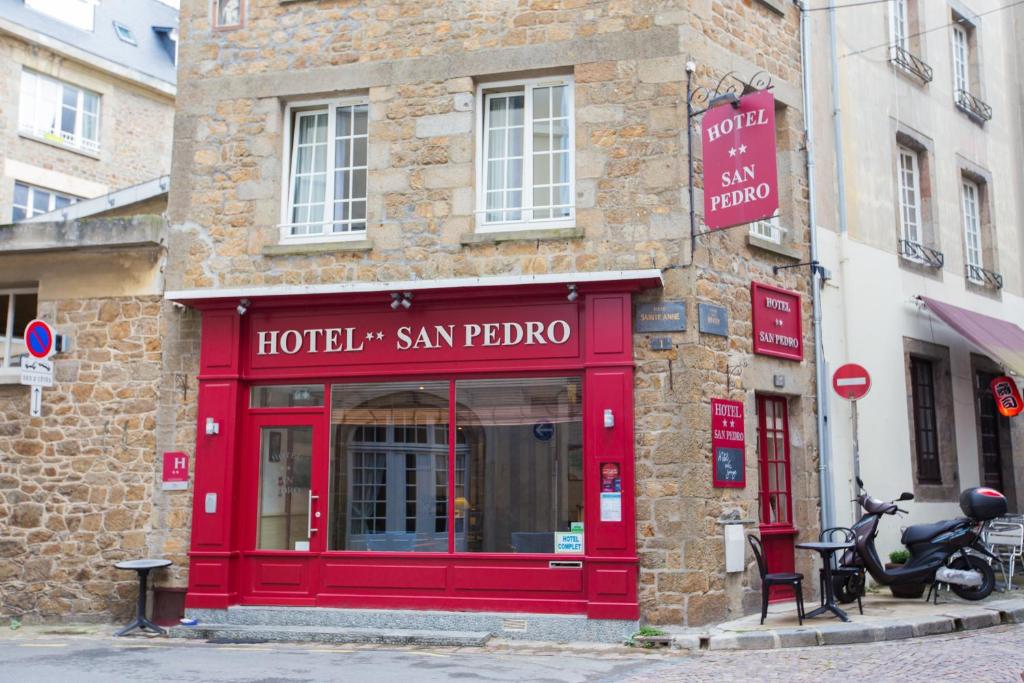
[{"x1": 659, "y1": 590, "x2": 1024, "y2": 651}]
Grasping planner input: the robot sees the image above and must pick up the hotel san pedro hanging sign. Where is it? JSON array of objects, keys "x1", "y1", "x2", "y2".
[{"x1": 701, "y1": 90, "x2": 779, "y2": 230}]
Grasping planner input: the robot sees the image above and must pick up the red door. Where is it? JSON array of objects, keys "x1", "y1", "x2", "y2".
[
  {"x1": 241, "y1": 411, "x2": 329, "y2": 603},
  {"x1": 756, "y1": 394, "x2": 796, "y2": 601}
]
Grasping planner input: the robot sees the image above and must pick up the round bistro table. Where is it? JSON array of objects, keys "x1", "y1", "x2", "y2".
[
  {"x1": 113, "y1": 559, "x2": 173, "y2": 636},
  {"x1": 795, "y1": 541, "x2": 854, "y2": 623}
]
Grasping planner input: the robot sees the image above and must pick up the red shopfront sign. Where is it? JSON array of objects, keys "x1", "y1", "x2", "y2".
[
  {"x1": 711, "y1": 398, "x2": 745, "y2": 488},
  {"x1": 185, "y1": 289, "x2": 641, "y2": 621},
  {"x1": 702, "y1": 90, "x2": 779, "y2": 231},
  {"x1": 751, "y1": 282, "x2": 803, "y2": 361},
  {"x1": 990, "y1": 376, "x2": 1023, "y2": 417}
]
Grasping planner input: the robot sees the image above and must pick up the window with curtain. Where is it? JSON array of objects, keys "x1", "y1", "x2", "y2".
[
  {"x1": 12, "y1": 181, "x2": 79, "y2": 222},
  {"x1": 757, "y1": 395, "x2": 792, "y2": 526},
  {"x1": 897, "y1": 146, "x2": 922, "y2": 246},
  {"x1": 952, "y1": 23, "x2": 969, "y2": 97},
  {"x1": 284, "y1": 100, "x2": 368, "y2": 242},
  {"x1": 18, "y1": 69, "x2": 100, "y2": 154},
  {"x1": 961, "y1": 179, "x2": 983, "y2": 280},
  {"x1": 478, "y1": 77, "x2": 574, "y2": 231},
  {"x1": 0, "y1": 289, "x2": 39, "y2": 377}
]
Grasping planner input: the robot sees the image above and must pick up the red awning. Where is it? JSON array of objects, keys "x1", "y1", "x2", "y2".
[{"x1": 919, "y1": 296, "x2": 1024, "y2": 375}]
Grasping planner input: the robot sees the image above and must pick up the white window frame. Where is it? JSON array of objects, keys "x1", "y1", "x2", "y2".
[
  {"x1": 25, "y1": 0, "x2": 96, "y2": 31},
  {"x1": 0, "y1": 288, "x2": 38, "y2": 382},
  {"x1": 749, "y1": 215, "x2": 787, "y2": 245},
  {"x1": 897, "y1": 145, "x2": 923, "y2": 247},
  {"x1": 952, "y1": 23, "x2": 969, "y2": 97},
  {"x1": 18, "y1": 69, "x2": 101, "y2": 155},
  {"x1": 961, "y1": 178, "x2": 983, "y2": 281},
  {"x1": 278, "y1": 96, "x2": 369, "y2": 245},
  {"x1": 474, "y1": 76, "x2": 576, "y2": 233},
  {"x1": 889, "y1": 0, "x2": 910, "y2": 55},
  {"x1": 113, "y1": 21, "x2": 136, "y2": 45},
  {"x1": 12, "y1": 181, "x2": 79, "y2": 222}
]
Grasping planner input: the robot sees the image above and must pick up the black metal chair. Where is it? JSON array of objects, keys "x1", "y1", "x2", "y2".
[
  {"x1": 748, "y1": 534, "x2": 805, "y2": 625},
  {"x1": 818, "y1": 526, "x2": 864, "y2": 615}
]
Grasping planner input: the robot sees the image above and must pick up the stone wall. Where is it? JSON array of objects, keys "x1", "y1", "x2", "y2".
[
  {"x1": 160, "y1": 0, "x2": 817, "y2": 626},
  {"x1": 0, "y1": 296, "x2": 164, "y2": 622},
  {"x1": 0, "y1": 32, "x2": 175, "y2": 220}
]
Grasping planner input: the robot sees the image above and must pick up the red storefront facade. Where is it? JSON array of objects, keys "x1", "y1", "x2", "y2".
[{"x1": 174, "y1": 272, "x2": 660, "y2": 621}]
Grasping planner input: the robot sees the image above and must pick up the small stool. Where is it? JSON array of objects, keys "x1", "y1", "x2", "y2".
[{"x1": 114, "y1": 559, "x2": 172, "y2": 636}]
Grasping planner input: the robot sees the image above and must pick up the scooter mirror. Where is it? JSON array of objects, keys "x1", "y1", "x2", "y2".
[
  {"x1": 856, "y1": 477, "x2": 864, "y2": 489},
  {"x1": 898, "y1": 492, "x2": 914, "y2": 501}
]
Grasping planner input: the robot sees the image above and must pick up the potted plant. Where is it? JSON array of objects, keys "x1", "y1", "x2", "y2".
[{"x1": 885, "y1": 549, "x2": 925, "y2": 598}]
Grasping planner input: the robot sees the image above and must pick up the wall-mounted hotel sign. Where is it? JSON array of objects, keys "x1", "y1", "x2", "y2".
[
  {"x1": 750, "y1": 282, "x2": 803, "y2": 361},
  {"x1": 711, "y1": 398, "x2": 745, "y2": 488},
  {"x1": 702, "y1": 90, "x2": 779, "y2": 230},
  {"x1": 635, "y1": 301, "x2": 686, "y2": 333}
]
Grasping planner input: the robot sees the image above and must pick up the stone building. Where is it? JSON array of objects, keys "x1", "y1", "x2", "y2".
[
  {"x1": 0, "y1": 0, "x2": 177, "y2": 222},
  {"x1": 1, "y1": 0, "x2": 822, "y2": 635},
  {"x1": 810, "y1": 1, "x2": 1024, "y2": 551}
]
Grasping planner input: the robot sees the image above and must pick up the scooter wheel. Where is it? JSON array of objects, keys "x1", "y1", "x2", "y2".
[
  {"x1": 947, "y1": 554, "x2": 995, "y2": 601},
  {"x1": 833, "y1": 573, "x2": 865, "y2": 604}
]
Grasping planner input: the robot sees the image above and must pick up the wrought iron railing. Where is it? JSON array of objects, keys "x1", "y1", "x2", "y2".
[
  {"x1": 966, "y1": 264, "x2": 1003, "y2": 289},
  {"x1": 898, "y1": 240, "x2": 944, "y2": 268},
  {"x1": 890, "y1": 46, "x2": 934, "y2": 84},
  {"x1": 956, "y1": 89, "x2": 993, "y2": 123}
]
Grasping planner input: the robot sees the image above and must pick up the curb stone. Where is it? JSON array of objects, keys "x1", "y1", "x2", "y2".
[{"x1": 669, "y1": 599, "x2": 1024, "y2": 651}]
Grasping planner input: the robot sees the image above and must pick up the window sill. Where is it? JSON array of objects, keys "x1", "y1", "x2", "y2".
[
  {"x1": 965, "y1": 279, "x2": 1002, "y2": 300},
  {"x1": 18, "y1": 132, "x2": 101, "y2": 160},
  {"x1": 747, "y1": 234, "x2": 801, "y2": 260},
  {"x1": 263, "y1": 239, "x2": 373, "y2": 256},
  {"x1": 461, "y1": 226, "x2": 583, "y2": 245},
  {"x1": 0, "y1": 373, "x2": 24, "y2": 386}
]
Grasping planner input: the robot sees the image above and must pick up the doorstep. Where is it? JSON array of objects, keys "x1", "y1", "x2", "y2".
[
  {"x1": 170, "y1": 606, "x2": 638, "y2": 645},
  {"x1": 659, "y1": 592, "x2": 1024, "y2": 651}
]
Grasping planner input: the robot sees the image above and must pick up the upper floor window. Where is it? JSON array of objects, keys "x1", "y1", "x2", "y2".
[
  {"x1": 950, "y1": 14, "x2": 991, "y2": 123},
  {"x1": 25, "y1": 0, "x2": 95, "y2": 31},
  {"x1": 0, "y1": 289, "x2": 38, "y2": 380},
  {"x1": 952, "y1": 22, "x2": 969, "y2": 95},
  {"x1": 282, "y1": 99, "x2": 368, "y2": 243},
  {"x1": 19, "y1": 69, "x2": 100, "y2": 154},
  {"x1": 213, "y1": 0, "x2": 243, "y2": 29},
  {"x1": 476, "y1": 76, "x2": 575, "y2": 232},
  {"x1": 897, "y1": 146, "x2": 922, "y2": 245},
  {"x1": 891, "y1": 0, "x2": 910, "y2": 52},
  {"x1": 961, "y1": 179, "x2": 982, "y2": 277},
  {"x1": 113, "y1": 21, "x2": 136, "y2": 45},
  {"x1": 12, "y1": 181, "x2": 79, "y2": 222}
]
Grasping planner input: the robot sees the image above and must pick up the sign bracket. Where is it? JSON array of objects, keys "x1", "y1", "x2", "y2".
[{"x1": 772, "y1": 260, "x2": 830, "y2": 281}]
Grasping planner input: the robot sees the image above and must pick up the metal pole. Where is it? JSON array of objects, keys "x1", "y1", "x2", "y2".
[
  {"x1": 799, "y1": 0, "x2": 836, "y2": 532},
  {"x1": 686, "y1": 61, "x2": 697, "y2": 259},
  {"x1": 851, "y1": 399, "x2": 861, "y2": 522}
]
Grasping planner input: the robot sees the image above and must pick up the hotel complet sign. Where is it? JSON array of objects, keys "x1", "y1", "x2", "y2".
[
  {"x1": 701, "y1": 90, "x2": 779, "y2": 231},
  {"x1": 750, "y1": 282, "x2": 803, "y2": 361}
]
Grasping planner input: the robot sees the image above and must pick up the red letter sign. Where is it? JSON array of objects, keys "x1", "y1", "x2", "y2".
[
  {"x1": 990, "y1": 376, "x2": 1023, "y2": 417},
  {"x1": 712, "y1": 398, "x2": 745, "y2": 488},
  {"x1": 162, "y1": 451, "x2": 190, "y2": 490},
  {"x1": 702, "y1": 90, "x2": 779, "y2": 230},
  {"x1": 751, "y1": 282, "x2": 803, "y2": 361}
]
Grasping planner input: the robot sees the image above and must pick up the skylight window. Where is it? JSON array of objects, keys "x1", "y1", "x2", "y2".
[{"x1": 113, "y1": 21, "x2": 136, "y2": 45}]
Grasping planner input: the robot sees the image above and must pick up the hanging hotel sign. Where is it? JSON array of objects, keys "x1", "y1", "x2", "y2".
[
  {"x1": 990, "y1": 376, "x2": 1023, "y2": 417},
  {"x1": 249, "y1": 303, "x2": 579, "y2": 370},
  {"x1": 751, "y1": 282, "x2": 803, "y2": 361},
  {"x1": 701, "y1": 90, "x2": 778, "y2": 230},
  {"x1": 711, "y1": 398, "x2": 745, "y2": 488}
]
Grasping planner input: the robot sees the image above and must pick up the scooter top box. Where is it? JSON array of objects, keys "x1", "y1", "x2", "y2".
[{"x1": 960, "y1": 487, "x2": 1008, "y2": 521}]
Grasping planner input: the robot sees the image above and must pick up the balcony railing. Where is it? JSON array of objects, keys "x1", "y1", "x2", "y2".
[
  {"x1": 966, "y1": 264, "x2": 1003, "y2": 289},
  {"x1": 17, "y1": 124, "x2": 100, "y2": 154},
  {"x1": 955, "y1": 90, "x2": 993, "y2": 124},
  {"x1": 890, "y1": 46, "x2": 934, "y2": 84},
  {"x1": 898, "y1": 240, "x2": 944, "y2": 269}
]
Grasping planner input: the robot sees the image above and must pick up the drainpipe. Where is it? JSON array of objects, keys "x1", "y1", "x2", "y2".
[{"x1": 798, "y1": 0, "x2": 836, "y2": 532}]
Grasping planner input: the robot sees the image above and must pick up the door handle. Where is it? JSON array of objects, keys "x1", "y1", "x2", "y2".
[{"x1": 308, "y1": 492, "x2": 320, "y2": 537}]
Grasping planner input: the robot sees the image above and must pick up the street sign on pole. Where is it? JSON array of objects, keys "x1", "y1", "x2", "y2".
[
  {"x1": 23, "y1": 319, "x2": 55, "y2": 359},
  {"x1": 832, "y1": 363, "x2": 871, "y2": 401}
]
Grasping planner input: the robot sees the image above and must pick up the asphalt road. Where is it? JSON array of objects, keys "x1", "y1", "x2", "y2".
[{"x1": 2, "y1": 624, "x2": 1024, "y2": 683}]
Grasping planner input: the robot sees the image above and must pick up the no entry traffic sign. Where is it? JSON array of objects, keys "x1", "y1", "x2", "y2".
[
  {"x1": 23, "y1": 319, "x2": 55, "y2": 359},
  {"x1": 832, "y1": 363, "x2": 871, "y2": 401}
]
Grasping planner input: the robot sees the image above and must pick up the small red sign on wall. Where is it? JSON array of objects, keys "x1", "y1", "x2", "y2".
[
  {"x1": 162, "y1": 452, "x2": 190, "y2": 491},
  {"x1": 751, "y1": 282, "x2": 803, "y2": 361},
  {"x1": 991, "y1": 376, "x2": 1023, "y2": 417},
  {"x1": 712, "y1": 398, "x2": 745, "y2": 488},
  {"x1": 702, "y1": 90, "x2": 779, "y2": 230}
]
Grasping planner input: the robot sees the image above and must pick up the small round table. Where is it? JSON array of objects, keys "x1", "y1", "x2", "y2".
[
  {"x1": 113, "y1": 559, "x2": 172, "y2": 636},
  {"x1": 795, "y1": 541, "x2": 853, "y2": 623}
]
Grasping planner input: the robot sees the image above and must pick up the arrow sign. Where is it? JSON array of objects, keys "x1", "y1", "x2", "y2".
[
  {"x1": 832, "y1": 363, "x2": 871, "y2": 401},
  {"x1": 30, "y1": 386, "x2": 42, "y2": 417},
  {"x1": 23, "y1": 319, "x2": 55, "y2": 359}
]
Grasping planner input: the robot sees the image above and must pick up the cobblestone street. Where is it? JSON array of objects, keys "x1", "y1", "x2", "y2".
[{"x1": 630, "y1": 624, "x2": 1024, "y2": 683}]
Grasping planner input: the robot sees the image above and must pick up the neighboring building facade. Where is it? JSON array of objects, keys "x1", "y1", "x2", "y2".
[
  {"x1": 811, "y1": 0, "x2": 1024, "y2": 552},
  {"x1": 0, "y1": 0, "x2": 177, "y2": 222}
]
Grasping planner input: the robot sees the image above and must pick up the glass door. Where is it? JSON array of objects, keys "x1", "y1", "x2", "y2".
[{"x1": 250, "y1": 414, "x2": 328, "y2": 554}]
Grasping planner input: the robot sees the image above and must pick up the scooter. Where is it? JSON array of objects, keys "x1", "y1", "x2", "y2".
[{"x1": 832, "y1": 478, "x2": 1006, "y2": 603}]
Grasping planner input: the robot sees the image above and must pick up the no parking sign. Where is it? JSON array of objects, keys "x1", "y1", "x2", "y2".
[{"x1": 23, "y1": 319, "x2": 55, "y2": 359}]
